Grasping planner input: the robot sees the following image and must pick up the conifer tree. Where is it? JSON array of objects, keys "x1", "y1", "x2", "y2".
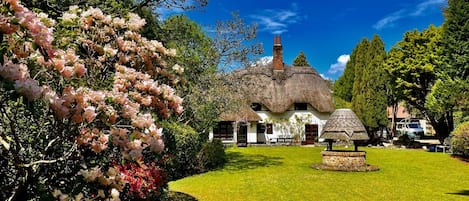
[
  {"x1": 351, "y1": 38, "x2": 370, "y2": 124},
  {"x1": 351, "y1": 36, "x2": 387, "y2": 133},
  {"x1": 292, "y1": 51, "x2": 311, "y2": 67}
]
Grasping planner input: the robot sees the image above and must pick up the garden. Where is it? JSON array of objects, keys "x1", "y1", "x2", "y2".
[{"x1": 170, "y1": 146, "x2": 469, "y2": 201}]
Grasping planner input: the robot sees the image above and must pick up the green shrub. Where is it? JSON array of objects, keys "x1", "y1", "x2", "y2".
[
  {"x1": 451, "y1": 121, "x2": 469, "y2": 157},
  {"x1": 160, "y1": 121, "x2": 201, "y2": 180},
  {"x1": 197, "y1": 139, "x2": 226, "y2": 171}
]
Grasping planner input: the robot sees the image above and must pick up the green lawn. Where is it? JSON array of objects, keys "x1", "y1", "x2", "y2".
[{"x1": 169, "y1": 146, "x2": 469, "y2": 201}]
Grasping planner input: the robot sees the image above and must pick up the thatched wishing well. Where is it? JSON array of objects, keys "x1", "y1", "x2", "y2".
[{"x1": 321, "y1": 109, "x2": 369, "y2": 141}]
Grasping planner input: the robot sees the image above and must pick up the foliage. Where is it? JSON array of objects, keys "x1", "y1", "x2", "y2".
[
  {"x1": 453, "y1": 110, "x2": 469, "y2": 129},
  {"x1": 333, "y1": 96, "x2": 352, "y2": 109},
  {"x1": 171, "y1": 146, "x2": 469, "y2": 201},
  {"x1": 197, "y1": 139, "x2": 226, "y2": 171},
  {"x1": 430, "y1": 0, "x2": 469, "y2": 143},
  {"x1": 292, "y1": 51, "x2": 311, "y2": 67},
  {"x1": 156, "y1": 15, "x2": 232, "y2": 135},
  {"x1": 451, "y1": 121, "x2": 469, "y2": 157},
  {"x1": 351, "y1": 35, "x2": 388, "y2": 134},
  {"x1": 160, "y1": 121, "x2": 202, "y2": 180},
  {"x1": 441, "y1": 0, "x2": 469, "y2": 79},
  {"x1": 350, "y1": 38, "x2": 370, "y2": 120},
  {"x1": 384, "y1": 25, "x2": 451, "y2": 142},
  {"x1": 0, "y1": 1, "x2": 184, "y2": 200}
]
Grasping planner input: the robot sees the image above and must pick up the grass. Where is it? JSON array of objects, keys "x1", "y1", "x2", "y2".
[{"x1": 169, "y1": 146, "x2": 469, "y2": 201}]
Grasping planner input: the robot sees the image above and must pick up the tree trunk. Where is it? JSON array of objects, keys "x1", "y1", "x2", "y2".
[
  {"x1": 427, "y1": 114, "x2": 452, "y2": 143},
  {"x1": 391, "y1": 102, "x2": 398, "y2": 139}
]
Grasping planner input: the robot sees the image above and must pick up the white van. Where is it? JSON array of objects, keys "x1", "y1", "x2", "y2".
[{"x1": 396, "y1": 122, "x2": 424, "y2": 140}]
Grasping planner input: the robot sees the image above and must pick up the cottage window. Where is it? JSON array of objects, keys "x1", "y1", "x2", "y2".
[
  {"x1": 266, "y1": 123, "x2": 273, "y2": 134},
  {"x1": 251, "y1": 103, "x2": 262, "y2": 111},
  {"x1": 213, "y1": 121, "x2": 234, "y2": 140},
  {"x1": 294, "y1": 103, "x2": 308, "y2": 110}
]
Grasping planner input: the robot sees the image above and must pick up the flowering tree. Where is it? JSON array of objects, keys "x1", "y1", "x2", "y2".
[{"x1": 0, "y1": 0, "x2": 183, "y2": 200}]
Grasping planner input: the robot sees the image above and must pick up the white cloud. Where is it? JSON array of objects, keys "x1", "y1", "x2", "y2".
[
  {"x1": 252, "y1": 56, "x2": 273, "y2": 66},
  {"x1": 373, "y1": 10, "x2": 405, "y2": 30},
  {"x1": 328, "y1": 54, "x2": 350, "y2": 75},
  {"x1": 320, "y1": 74, "x2": 331, "y2": 80},
  {"x1": 373, "y1": 0, "x2": 446, "y2": 30},
  {"x1": 250, "y1": 3, "x2": 305, "y2": 34},
  {"x1": 411, "y1": 0, "x2": 446, "y2": 16}
]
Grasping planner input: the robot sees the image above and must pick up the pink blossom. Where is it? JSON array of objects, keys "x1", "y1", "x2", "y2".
[
  {"x1": 0, "y1": 58, "x2": 29, "y2": 80},
  {"x1": 172, "y1": 64, "x2": 184, "y2": 74},
  {"x1": 127, "y1": 13, "x2": 146, "y2": 31},
  {"x1": 60, "y1": 66, "x2": 74, "y2": 78},
  {"x1": 61, "y1": 12, "x2": 78, "y2": 23},
  {"x1": 131, "y1": 113, "x2": 153, "y2": 129},
  {"x1": 128, "y1": 139, "x2": 145, "y2": 160},
  {"x1": 52, "y1": 58, "x2": 65, "y2": 71},
  {"x1": 104, "y1": 44, "x2": 118, "y2": 57},
  {"x1": 0, "y1": 15, "x2": 18, "y2": 34},
  {"x1": 112, "y1": 17, "x2": 126, "y2": 28},
  {"x1": 83, "y1": 106, "x2": 97, "y2": 123},
  {"x1": 148, "y1": 136, "x2": 165, "y2": 153},
  {"x1": 74, "y1": 63, "x2": 86, "y2": 77},
  {"x1": 64, "y1": 48, "x2": 79, "y2": 63},
  {"x1": 140, "y1": 95, "x2": 152, "y2": 107},
  {"x1": 79, "y1": 166, "x2": 103, "y2": 182},
  {"x1": 14, "y1": 79, "x2": 43, "y2": 100},
  {"x1": 175, "y1": 105, "x2": 184, "y2": 114}
]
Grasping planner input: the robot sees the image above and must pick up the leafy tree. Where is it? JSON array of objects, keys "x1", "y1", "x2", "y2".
[
  {"x1": 292, "y1": 51, "x2": 311, "y2": 67},
  {"x1": 385, "y1": 25, "x2": 450, "y2": 141},
  {"x1": 351, "y1": 35, "x2": 388, "y2": 135}
]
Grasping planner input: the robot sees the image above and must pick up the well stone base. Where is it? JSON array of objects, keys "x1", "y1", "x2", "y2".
[{"x1": 312, "y1": 150, "x2": 379, "y2": 172}]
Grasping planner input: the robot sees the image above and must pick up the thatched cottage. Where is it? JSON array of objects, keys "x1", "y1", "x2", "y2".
[{"x1": 209, "y1": 36, "x2": 334, "y2": 146}]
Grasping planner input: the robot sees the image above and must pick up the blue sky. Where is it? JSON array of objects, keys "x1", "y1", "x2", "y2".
[{"x1": 161, "y1": 0, "x2": 447, "y2": 80}]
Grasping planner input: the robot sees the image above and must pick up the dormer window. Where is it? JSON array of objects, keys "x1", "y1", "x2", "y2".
[
  {"x1": 251, "y1": 103, "x2": 262, "y2": 111},
  {"x1": 294, "y1": 103, "x2": 308, "y2": 110}
]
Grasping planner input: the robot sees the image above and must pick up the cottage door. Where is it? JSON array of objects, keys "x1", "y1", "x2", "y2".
[
  {"x1": 304, "y1": 124, "x2": 318, "y2": 144},
  {"x1": 237, "y1": 125, "x2": 248, "y2": 147}
]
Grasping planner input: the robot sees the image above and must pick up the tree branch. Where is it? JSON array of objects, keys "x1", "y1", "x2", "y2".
[{"x1": 18, "y1": 143, "x2": 77, "y2": 168}]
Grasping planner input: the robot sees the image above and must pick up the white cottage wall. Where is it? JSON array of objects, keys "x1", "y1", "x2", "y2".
[{"x1": 257, "y1": 104, "x2": 329, "y2": 142}]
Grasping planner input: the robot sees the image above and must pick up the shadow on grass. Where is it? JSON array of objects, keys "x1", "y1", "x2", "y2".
[
  {"x1": 224, "y1": 151, "x2": 283, "y2": 171},
  {"x1": 447, "y1": 190, "x2": 469, "y2": 196},
  {"x1": 167, "y1": 191, "x2": 198, "y2": 200}
]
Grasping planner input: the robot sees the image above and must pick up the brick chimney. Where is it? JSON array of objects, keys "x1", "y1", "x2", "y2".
[{"x1": 273, "y1": 36, "x2": 284, "y2": 71}]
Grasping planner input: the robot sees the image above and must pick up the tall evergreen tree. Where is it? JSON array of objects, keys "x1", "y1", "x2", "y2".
[
  {"x1": 351, "y1": 36, "x2": 387, "y2": 134},
  {"x1": 363, "y1": 35, "x2": 388, "y2": 130},
  {"x1": 292, "y1": 51, "x2": 311, "y2": 67},
  {"x1": 442, "y1": 0, "x2": 469, "y2": 78},
  {"x1": 351, "y1": 38, "x2": 370, "y2": 124}
]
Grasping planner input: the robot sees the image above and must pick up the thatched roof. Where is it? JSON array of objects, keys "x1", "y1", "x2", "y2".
[
  {"x1": 321, "y1": 109, "x2": 369, "y2": 141},
  {"x1": 219, "y1": 106, "x2": 261, "y2": 122},
  {"x1": 230, "y1": 62, "x2": 334, "y2": 114}
]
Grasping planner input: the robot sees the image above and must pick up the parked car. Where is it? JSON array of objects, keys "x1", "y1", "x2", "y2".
[{"x1": 396, "y1": 122, "x2": 424, "y2": 140}]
